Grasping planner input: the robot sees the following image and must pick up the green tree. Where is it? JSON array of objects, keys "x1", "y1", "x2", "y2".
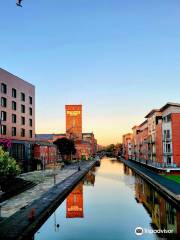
[
  {"x1": 0, "y1": 146, "x2": 21, "y2": 190},
  {"x1": 105, "y1": 144, "x2": 115, "y2": 152},
  {"x1": 54, "y1": 138, "x2": 76, "y2": 163}
]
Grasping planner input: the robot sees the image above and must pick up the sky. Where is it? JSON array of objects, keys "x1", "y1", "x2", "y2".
[{"x1": 0, "y1": 0, "x2": 180, "y2": 145}]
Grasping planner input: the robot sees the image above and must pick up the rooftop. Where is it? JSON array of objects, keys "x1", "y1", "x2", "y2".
[
  {"x1": 145, "y1": 109, "x2": 160, "y2": 118},
  {"x1": 160, "y1": 102, "x2": 180, "y2": 112},
  {"x1": 0, "y1": 68, "x2": 35, "y2": 88}
]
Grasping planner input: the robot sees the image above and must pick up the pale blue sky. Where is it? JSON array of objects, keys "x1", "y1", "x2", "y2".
[{"x1": 1, "y1": 0, "x2": 180, "y2": 145}]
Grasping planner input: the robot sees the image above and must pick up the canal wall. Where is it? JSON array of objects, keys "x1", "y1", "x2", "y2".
[
  {"x1": 0, "y1": 160, "x2": 96, "y2": 240},
  {"x1": 119, "y1": 157, "x2": 180, "y2": 208}
]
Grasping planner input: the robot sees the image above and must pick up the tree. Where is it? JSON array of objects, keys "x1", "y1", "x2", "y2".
[
  {"x1": 54, "y1": 137, "x2": 76, "y2": 163},
  {"x1": 0, "y1": 147, "x2": 21, "y2": 191},
  {"x1": 105, "y1": 144, "x2": 115, "y2": 152}
]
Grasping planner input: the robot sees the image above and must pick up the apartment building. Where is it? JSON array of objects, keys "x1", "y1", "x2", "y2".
[
  {"x1": 0, "y1": 68, "x2": 35, "y2": 171},
  {"x1": 160, "y1": 103, "x2": 180, "y2": 168},
  {"x1": 122, "y1": 133, "x2": 132, "y2": 160},
  {"x1": 144, "y1": 109, "x2": 163, "y2": 167},
  {"x1": 122, "y1": 102, "x2": 180, "y2": 171}
]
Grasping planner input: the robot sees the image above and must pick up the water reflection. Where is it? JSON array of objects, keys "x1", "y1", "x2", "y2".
[
  {"x1": 83, "y1": 169, "x2": 95, "y2": 186},
  {"x1": 66, "y1": 182, "x2": 84, "y2": 218},
  {"x1": 124, "y1": 165, "x2": 180, "y2": 239},
  {"x1": 34, "y1": 158, "x2": 179, "y2": 240}
]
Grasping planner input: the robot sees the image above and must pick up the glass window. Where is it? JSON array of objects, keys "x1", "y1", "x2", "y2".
[
  {"x1": 29, "y1": 118, "x2": 32, "y2": 127},
  {"x1": 12, "y1": 114, "x2": 16, "y2": 123},
  {"x1": 167, "y1": 114, "x2": 171, "y2": 122},
  {"x1": 29, "y1": 96, "x2": 32, "y2": 105},
  {"x1": 29, "y1": 130, "x2": 32, "y2": 138},
  {"x1": 166, "y1": 130, "x2": 170, "y2": 139},
  {"x1": 1, "y1": 83, "x2": 7, "y2": 94},
  {"x1": 21, "y1": 116, "x2": 25, "y2": 125},
  {"x1": 12, "y1": 88, "x2": 17, "y2": 98},
  {"x1": 1, "y1": 125, "x2": 6, "y2": 135},
  {"x1": 21, "y1": 128, "x2": 25, "y2": 137},
  {"x1": 21, "y1": 104, "x2": 25, "y2": 113},
  {"x1": 12, "y1": 101, "x2": 17, "y2": 110},
  {"x1": 12, "y1": 127, "x2": 16, "y2": 136},
  {"x1": 29, "y1": 107, "x2": 32, "y2": 116},
  {"x1": 1, "y1": 97, "x2": 7, "y2": 107},
  {"x1": 1, "y1": 111, "x2": 6, "y2": 121},
  {"x1": 21, "y1": 92, "x2": 25, "y2": 101}
]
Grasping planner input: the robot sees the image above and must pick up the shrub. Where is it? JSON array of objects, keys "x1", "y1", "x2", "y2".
[{"x1": 0, "y1": 146, "x2": 21, "y2": 191}]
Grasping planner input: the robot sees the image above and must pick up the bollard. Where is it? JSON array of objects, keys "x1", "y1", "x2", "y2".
[{"x1": 28, "y1": 208, "x2": 36, "y2": 221}]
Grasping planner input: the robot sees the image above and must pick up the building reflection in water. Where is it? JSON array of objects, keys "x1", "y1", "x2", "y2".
[
  {"x1": 83, "y1": 170, "x2": 95, "y2": 186},
  {"x1": 123, "y1": 164, "x2": 133, "y2": 176},
  {"x1": 128, "y1": 168, "x2": 180, "y2": 238},
  {"x1": 66, "y1": 182, "x2": 84, "y2": 218},
  {"x1": 66, "y1": 170, "x2": 95, "y2": 218}
]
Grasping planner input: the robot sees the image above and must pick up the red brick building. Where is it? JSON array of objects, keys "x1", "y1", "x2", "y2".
[
  {"x1": 0, "y1": 68, "x2": 35, "y2": 171},
  {"x1": 66, "y1": 105, "x2": 82, "y2": 140},
  {"x1": 160, "y1": 103, "x2": 180, "y2": 168},
  {"x1": 36, "y1": 105, "x2": 97, "y2": 161},
  {"x1": 123, "y1": 102, "x2": 180, "y2": 172},
  {"x1": 65, "y1": 105, "x2": 96, "y2": 160},
  {"x1": 82, "y1": 132, "x2": 97, "y2": 155},
  {"x1": 33, "y1": 142, "x2": 57, "y2": 169},
  {"x1": 122, "y1": 133, "x2": 132, "y2": 160}
]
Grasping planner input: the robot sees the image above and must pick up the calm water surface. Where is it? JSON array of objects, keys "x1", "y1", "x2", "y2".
[{"x1": 34, "y1": 158, "x2": 179, "y2": 240}]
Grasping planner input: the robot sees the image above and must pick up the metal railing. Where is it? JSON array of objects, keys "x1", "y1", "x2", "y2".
[{"x1": 131, "y1": 157, "x2": 176, "y2": 168}]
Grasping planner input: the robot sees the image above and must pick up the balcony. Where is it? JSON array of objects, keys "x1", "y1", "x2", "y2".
[
  {"x1": 163, "y1": 152, "x2": 172, "y2": 156},
  {"x1": 163, "y1": 138, "x2": 172, "y2": 142},
  {"x1": 131, "y1": 158, "x2": 177, "y2": 169}
]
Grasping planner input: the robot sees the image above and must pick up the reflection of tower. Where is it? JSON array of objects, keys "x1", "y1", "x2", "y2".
[
  {"x1": 66, "y1": 182, "x2": 84, "y2": 218},
  {"x1": 65, "y1": 105, "x2": 82, "y2": 140}
]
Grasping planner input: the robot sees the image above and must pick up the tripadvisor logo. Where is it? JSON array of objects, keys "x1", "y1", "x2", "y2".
[
  {"x1": 135, "y1": 226, "x2": 174, "y2": 235},
  {"x1": 135, "y1": 227, "x2": 144, "y2": 236}
]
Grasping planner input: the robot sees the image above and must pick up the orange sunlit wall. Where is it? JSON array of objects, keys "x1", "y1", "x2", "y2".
[
  {"x1": 66, "y1": 182, "x2": 84, "y2": 218},
  {"x1": 171, "y1": 113, "x2": 180, "y2": 167},
  {"x1": 156, "y1": 119, "x2": 163, "y2": 164},
  {"x1": 65, "y1": 105, "x2": 82, "y2": 139}
]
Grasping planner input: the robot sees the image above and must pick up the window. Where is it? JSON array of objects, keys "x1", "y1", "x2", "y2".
[
  {"x1": 12, "y1": 114, "x2": 16, "y2": 123},
  {"x1": 166, "y1": 143, "x2": 171, "y2": 153},
  {"x1": 29, "y1": 96, "x2": 32, "y2": 105},
  {"x1": 21, "y1": 92, "x2": 25, "y2": 102},
  {"x1": 12, "y1": 127, "x2": 16, "y2": 136},
  {"x1": 166, "y1": 130, "x2": 170, "y2": 139},
  {"x1": 1, "y1": 125, "x2": 6, "y2": 135},
  {"x1": 12, "y1": 88, "x2": 17, "y2": 98},
  {"x1": 12, "y1": 101, "x2": 17, "y2": 110},
  {"x1": 1, "y1": 83, "x2": 7, "y2": 94},
  {"x1": 163, "y1": 114, "x2": 171, "y2": 122},
  {"x1": 29, "y1": 130, "x2": 32, "y2": 138},
  {"x1": 164, "y1": 130, "x2": 171, "y2": 140},
  {"x1": 1, "y1": 97, "x2": 7, "y2": 107},
  {"x1": 21, "y1": 116, "x2": 25, "y2": 125},
  {"x1": 167, "y1": 114, "x2": 171, "y2": 122},
  {"x1": 1, "y1": 111, "x2": 6, "y2": 121},
  {"x1": 21, "y1": 104, "x2": 25, "y2": 113},
  {"x1": 29, "y1": 107, "x2": 32, "y2": 116},
  {"x1": 29, "y1": 118, "x2": 32, "y2": 127},
  {"x1": 21, "y1": 128, "x2": 25, "y2": 137},
  {"x1": 167, "y1": 156, "x2": 172, "y2": 164}
]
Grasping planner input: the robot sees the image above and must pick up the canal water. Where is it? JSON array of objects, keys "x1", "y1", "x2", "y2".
[{"x1": 34, "y1": 158, "x2": 179, "y2": 240}]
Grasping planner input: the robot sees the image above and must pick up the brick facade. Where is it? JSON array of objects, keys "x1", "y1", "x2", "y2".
[{"x1": 122, "y1": 102, "x2": 180, "y2": 171}]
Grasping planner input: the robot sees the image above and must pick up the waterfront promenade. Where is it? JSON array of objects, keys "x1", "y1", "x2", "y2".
[
  {"x1": 0, "y1": 161, "x2": 96, "y2": 240},
  {"x1": 0, "y1": 167, "x2": 76, "y2": 218},
  {"x1": 120, "y1": 157, "x2": 180, "y2": 206}
]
